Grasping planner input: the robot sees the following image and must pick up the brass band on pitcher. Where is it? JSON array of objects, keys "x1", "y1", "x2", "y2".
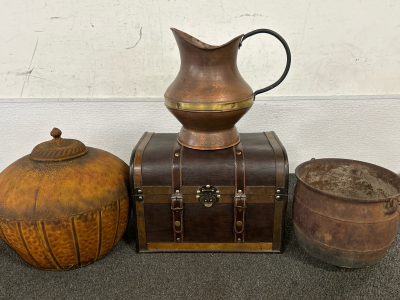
[{"x1": 164, "y1": 97, "x2": 254, "y2": 111}]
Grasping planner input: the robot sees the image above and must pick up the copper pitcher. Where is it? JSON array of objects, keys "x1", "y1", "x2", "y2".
[{"x1": 165, "y1": 28, "x2": 291, "y2": 150}]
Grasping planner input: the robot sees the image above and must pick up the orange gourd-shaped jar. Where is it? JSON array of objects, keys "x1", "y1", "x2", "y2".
[{"x1": 0, "y1": 128, "x2": 129, "y2": 270}]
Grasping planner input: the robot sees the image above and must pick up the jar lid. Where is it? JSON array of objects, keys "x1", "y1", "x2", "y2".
[{"x1": 30, "y1": 128, "x2": 88, "y2": 162}]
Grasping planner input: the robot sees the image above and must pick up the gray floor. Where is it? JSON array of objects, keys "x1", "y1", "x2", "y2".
[{"x1": 0, "y1": 174, "x2": 399, "y2": 300}]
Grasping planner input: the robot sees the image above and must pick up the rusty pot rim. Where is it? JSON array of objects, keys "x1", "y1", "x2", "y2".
[{"x1": 295, "y1": 158, "x2": 400, "y2": 203}]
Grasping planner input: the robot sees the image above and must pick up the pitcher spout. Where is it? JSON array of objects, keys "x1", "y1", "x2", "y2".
[{"x1": 170, "y1": 28, "x2": 244, "y2": 50}]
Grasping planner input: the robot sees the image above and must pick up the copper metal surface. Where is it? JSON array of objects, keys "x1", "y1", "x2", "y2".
[
  {"x1": 166, "y1": 102, "x2": 250, "y2": 150},
  {"x1": 165, "y1": 28, "x2": 290, "y2": 150},
  {"x1": 0, "y1": 129, "x2": 129, "y2": 270},
  {"x1": 293, "y1": 158, "x2": 400, "y2": 268}
]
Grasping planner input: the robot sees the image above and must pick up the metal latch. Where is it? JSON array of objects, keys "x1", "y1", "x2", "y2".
[{"x1": 196, "y1": 185, "x2": 220, "y2": 207}]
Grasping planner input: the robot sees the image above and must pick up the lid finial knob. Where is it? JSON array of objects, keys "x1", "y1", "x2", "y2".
[
  {"x1": 51, "y1": 128, "x2": 62, "y2": 139},
  {"x1": 30, "y1": 128, "x2": 87, "y2": 161}
]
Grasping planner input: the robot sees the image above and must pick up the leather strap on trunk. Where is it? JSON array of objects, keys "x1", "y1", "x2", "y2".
[
  {"x1": 131, "y1": 132, "x2": 154, "y2": 252},
  {"x1": 171, "y1": 139, "x2": 183, "y2": 243},
  {"x1": 233, "y1": 142, "x2": 246, "y2": 243},
  {"x1": 264, "y1": 132, "x2": 287, "y2": 195},
  {"x1": 265, "y1": 131, "x2": 288, "y2": 252}
]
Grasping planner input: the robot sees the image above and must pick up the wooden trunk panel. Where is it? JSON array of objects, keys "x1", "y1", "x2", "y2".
[
  {"x1": 144, "y1": 203, "x2": 174, "y2": 243},
  {"x1": 144, "y1": 203, "x2": 274, "y2": 243},
  {"x1": 240, "y1": 133, "x2": 276, "y2": 186},
  {"x1": 181, "y1": 148, "x2": 235, "y2": 186},
  {"x1": 146, "y1": 243, "x2": 274, "y2": 252},
  {"x1": 183, "y1": 203, "x2": 234, "y2": 243},
  {"x1": 141, "y1": 133, "x2": 276, "y2": 187},
  {"x1": 245, "y1": 203, "x2": 275, "y2": 242}
]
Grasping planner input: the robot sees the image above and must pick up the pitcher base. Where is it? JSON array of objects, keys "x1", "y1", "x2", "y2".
[{"x1": 178, "y1": 126, "x2": 240, "y2": 150}]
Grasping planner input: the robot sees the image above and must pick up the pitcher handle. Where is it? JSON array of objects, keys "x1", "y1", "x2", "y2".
[{"x1": 239, "y1": 29, "x2": 291, "y2": 99}]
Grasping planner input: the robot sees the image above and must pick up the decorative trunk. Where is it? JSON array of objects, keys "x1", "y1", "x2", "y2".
[{"x1": 130, "y1": 132, "x2": 288, "y2": 252}]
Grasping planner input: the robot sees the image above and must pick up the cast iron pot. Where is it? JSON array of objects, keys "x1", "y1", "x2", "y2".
[{"x1": 293, "y1": 158, "x2": 400, "y2": 268}]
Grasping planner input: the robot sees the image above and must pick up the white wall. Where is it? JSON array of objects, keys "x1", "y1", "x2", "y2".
[
  {"x1": 0, "y1": 0, "x2": 400, "y2": 173},
  {"x1": 1, "y1": 97, "x2": 399, "y2": 174}
]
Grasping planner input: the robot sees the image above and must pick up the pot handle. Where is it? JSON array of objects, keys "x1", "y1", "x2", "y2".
[
  {"x1": 239, "y1": 29, "x2": 291, "y2": 99},
  {"x1": 387, "y1": 194, "x2": 400, "y2": 215}
]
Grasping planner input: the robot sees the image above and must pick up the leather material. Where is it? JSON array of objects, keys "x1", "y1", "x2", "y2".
[
  {"x1": 171, "y1": 139, "x2": 183, "y2": 243},
  {"x1": 233, "y1": 142, "x2": 246, "y2": 243},
  {"x1": 264, "y1": 132, "x2": 287, "y2": 191},
  {"x1": 264, "y1": 131, "x2": 289, "y2": 252},
  {"x1": 142, "y1": 133, "x2": 176, "y2": 187},
  {"x1": 141, "y1": 133, "x2": 276, "y2": 187},
  {"x1": 144, "y1": 203, "x2": 275, "y2": 243},
  {"x1": 234, "y1": 143, "x2": 245, "y2": 193},
  {"x1": 131, "y1": 132, "x2": 154, "y2": 252}
]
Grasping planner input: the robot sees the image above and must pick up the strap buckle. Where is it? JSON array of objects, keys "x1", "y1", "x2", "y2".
[
  {"x1": 234, "y1": 195, "x2": 247, "y2": 209},
  {"x1": 171, "y1": 194, "x2": 183, "y2": 201},
  {"x1": 171, "y1": 194, "x2": 183, "y2": 210}
]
